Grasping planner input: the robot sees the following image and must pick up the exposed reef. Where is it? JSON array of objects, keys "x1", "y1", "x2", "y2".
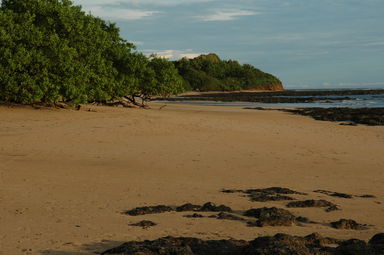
[
  {"x1": 331, "y1": 219, "x2": 368, "y2": 230},
  {"x1": 125, "y1": 205, "x2": 173, "y2": 216},
  {"x1": 314, "y1": 190, "x2": 376, "y2": 199},
  {"x1": 244, "y1": 207, "x2": 296, "y2": 227},
  {"x1": 158, "y1": 89, "x2": 384, "y2": 104},
  {"x1": 125, "y1": 202, "x2": 232, "y2": 216},
  {"x1": 221, "y1": 187, "x2": 306, "y2": 202},
  {"x1": 282, "y1": 107, "x2": 384, "y2": 126},
  {"x1": 117, "y1": 186, "x2": 378, "y2": 254},
  {"x1": 129, "y1": 220, "x2": 157, "y2": 229},
  {"x1": 286, "y1": 199, "x2": 340, "y2": 212},
  {"x1": 102, "y1": 233, "x2": 384, "y2": 255}
]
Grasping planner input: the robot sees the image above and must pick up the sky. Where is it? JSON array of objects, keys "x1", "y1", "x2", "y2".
[{"x1": 74, "y1": 0, "x2": 384, "y2": 89}]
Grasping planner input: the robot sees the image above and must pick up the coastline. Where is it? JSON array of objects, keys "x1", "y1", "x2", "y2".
[{"x1": 0, "y1": 104, "x2": 383, "y2": 254}]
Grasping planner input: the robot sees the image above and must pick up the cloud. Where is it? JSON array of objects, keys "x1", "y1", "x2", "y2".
[
  {"x1": 87, "y1": 6, "x2": 159, "y2": 20},
  {"x1": 144, "y1": 49, "x2": 205, "y2": 60},
  {"x1": 197, "y1": 9, "x2": 260, "y2": 22}
]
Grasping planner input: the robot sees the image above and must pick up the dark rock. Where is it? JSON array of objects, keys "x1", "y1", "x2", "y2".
[
  {"x1": 325, "y1": 205, "x2": 340, "y2": 212},
  {"x1": 102, "y1": 233, "x2": 384, "y2": 255},
  {"x1": 283, "y1": 107, "x2": 384, "y2": 126},
  {"x1": 339, "y1": 122, "x2": 357, "y2": 126},
  {"x1": 222, "y1": 187, "x2": 305, "y2": 202},
  {"x1": 359, "y1": 194, "x2": 376, "y2": 198},
  {"x1": 176, "y1": 203, "x2": 202, "y2": 212},
  {"x1": 331, "y1": 219, "x2": 368, "y2": 230},
  {"x1": 286, "y1": 199, "x2": 333, "y2": 207},
  {"x1": 369, "y1": 233, "x2": 384, "y2": 246},
  {"x1": 245, "y1": 187, "x2": 306, "y2": 195},
  {"x1": 335, "y1": 239, "x2": 369, "y2": 255},
  {"x1": 129, "y1": 220, "x2": 157, "y2": 229},
  {"x1": 304, "y1": 233, "x2": 340, "y2": 246},
  {"x1": 313, "y1": 190, "x2": 376, "y2": 199},
  {"x1": 287, "y1": 199, "x2": 339, "y2": 212},
  {"x1": 244, "y1": 207, "x2": 296, "y2": 227},
  {"x1": 368, "y1": 233, "x2": 384, "y2": 254},
  {"x1": 200, "y1": 202, "x2": 232, "y2": 212},
  {"x1": 125, "y1": 205, "x2": 173, "y2": 216},
  {"x1": 125, "y1": 202, "x2": 232, "y2": 216},
  {"x1": 314, "y1": 190, "x2": 353, "y2": 199},
  {"x1": 244, "y1": 207, "x2": 291, "y2": 218},
  {"x1": 184, "y1": 213, "x2": 204, "y2": 218},
  {"x1": 213, "y1": 212, "x2": 247, "y2": 222},
  {"x1": 101, "y1": 236, "x2": 248, "y2": 255},
  {"x1": 243, "y1": 233, "x2": 337, "y2": 255},
  {"x1": 248, "y1": 193, "x2": 295, "y2": 202},
  {"x1": 221, "y1": 189, "x2": 243, "y2": 193},
  {"x1": 296, "y1": 216, "x2": 311, "y2": 223}
]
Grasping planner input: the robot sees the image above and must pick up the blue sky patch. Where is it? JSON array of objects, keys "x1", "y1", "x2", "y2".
[{"x1": 75, "y1": 0, "x2": 384, "y2": 88}]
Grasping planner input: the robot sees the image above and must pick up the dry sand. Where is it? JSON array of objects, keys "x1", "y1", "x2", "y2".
[{"x1": 0, "y1": 103, "x2": 383, "y2": 255}]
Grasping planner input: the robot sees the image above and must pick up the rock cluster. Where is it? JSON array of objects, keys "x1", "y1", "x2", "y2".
[
  {"x1": 222, "y1": 187, "x2": 306, "y2": 202},
  {"x1": 129, "y1": 220, "x2": 157, "y2": 229},
  {"x1": 283, "y1": 107, "x2": 384, "y2": 126},
  {"x1": 244, "y1": 207, "x2": 296, "y2": 227},
  {"x1": 125, "y1": 202, "x2": 232, "y2": 216},
  {"x1": 161, "y1": 89, "x2": 384, "y2": 107},
  {"x1": 286, "y1": 199, "x2": 339, "y2": 212},
  {"x1": 331, "y1": 219, "x2": 368, "y2": 230},
  {"x1": 102, "y1": 233, "x2": 384, "y2": 255}
]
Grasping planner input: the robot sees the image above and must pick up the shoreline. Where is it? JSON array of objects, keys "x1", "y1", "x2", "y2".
[
  {"x1": 158, "y1": 89, "x2": 384, "y2": 105},
  {"x1": 0, "y1": 104, "x2": 383, "y2": 254}
]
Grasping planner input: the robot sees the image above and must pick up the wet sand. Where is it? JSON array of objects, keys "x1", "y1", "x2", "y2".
[{"x1": 0, "y1": 103, "x2": 383, "y2": 254}]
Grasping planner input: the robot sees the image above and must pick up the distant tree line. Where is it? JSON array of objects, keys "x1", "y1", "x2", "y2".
[
  {"x1": 173, "y1": 53, "x2": 282, "y2": 92},
  {"x1": 0, "y1": 0, "x2": 282, "y2": 106}
]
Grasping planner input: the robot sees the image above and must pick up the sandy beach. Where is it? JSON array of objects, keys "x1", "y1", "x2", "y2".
[{"x1": 0, "y1": 103, "x2": 383, "y2": 255}]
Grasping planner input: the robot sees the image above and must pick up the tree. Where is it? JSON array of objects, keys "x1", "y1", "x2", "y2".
[
  {"x1": 124, "y1": 55, "x2": 184, "y2": 106},
  {"x1": 0, "y1": 0, "x2": 184, "y2": 106}
]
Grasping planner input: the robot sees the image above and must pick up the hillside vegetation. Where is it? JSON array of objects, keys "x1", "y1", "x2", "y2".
[{"x1": 174, "y1": 53, "x2": 283, "y2": 92}]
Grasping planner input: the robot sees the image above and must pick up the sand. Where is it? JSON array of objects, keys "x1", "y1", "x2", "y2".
[{"x1": 0, "y1": 103, "x2": 383, "y2": 255}]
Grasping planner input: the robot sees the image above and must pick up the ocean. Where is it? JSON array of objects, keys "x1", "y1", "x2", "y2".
[{"x1": 156, "y1": 89, "x2": 384, "y2": 108}]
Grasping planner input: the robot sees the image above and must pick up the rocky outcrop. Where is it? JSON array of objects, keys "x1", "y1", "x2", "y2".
[
  {"x1": 286, "y1": 199, "x2": 339, "y2": 212},
  {"x1": 331, "y1": 219, "x2": 368, "y2": 230},
  {"x1": 244, "y1": 207, "x2": 296, "y2": 227},
  {"x1": 125, "y1": 202, "x2": 232, "y2": 216},
  {"x1": 283, "y1": 107, "x2": 384, "y2": 126},
  {"x1": 129, "y1": 220, "x2": 157, "y2": 229},
  {"x1": 101, "y1": 233, "x2": 384, "y2": 255},
  {"x1": 222, "y1": 187, "x2": 306, "y2": 202},
  {"x1": 125, "y1": 205, "x2": 174, "y2": 216}
]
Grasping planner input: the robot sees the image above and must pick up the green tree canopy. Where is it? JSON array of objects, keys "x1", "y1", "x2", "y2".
[
  {"x1": 174, "y1": 53, "x2": 283, "y2": 92},
  {"x1": 0, "y1": 0, "x2": 183, "y2": 105}
]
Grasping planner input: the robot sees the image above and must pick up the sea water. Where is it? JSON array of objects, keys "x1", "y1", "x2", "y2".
[{"x1": 156, "y1": 90, "x2": 384, "y2": 108}]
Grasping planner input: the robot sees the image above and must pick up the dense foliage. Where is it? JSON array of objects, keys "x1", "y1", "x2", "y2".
[
  {"x1": 174, "y1": 54, "x2": 282, "y2": 92},
  {"x1": 0, "y1": 0, "x2": 183, "y2": 105}
]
